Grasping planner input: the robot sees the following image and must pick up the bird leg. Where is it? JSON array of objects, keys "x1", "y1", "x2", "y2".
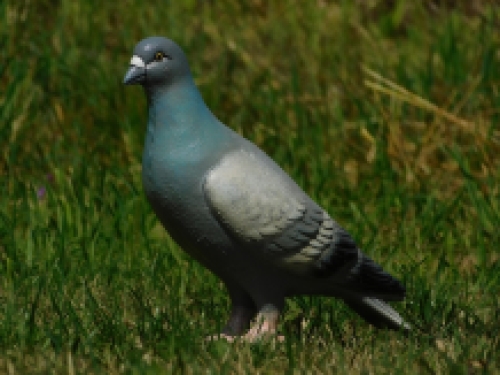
[
  {"x1": 242, "y1": 304, "x2": 284, "y2": 342},
  {"x1": 206, "y1": 282, "x2": 284, "y2": 343},
  {"x1": 219, "y1": 304, "x2": 284, "y2": 343},
  {"x1": 206, "y1": 284, "x2": 257, "y2": 341},
  {"x1": 206, "y1": 304, "x2": 256, "y2": 341},
  {"x1": 221, "y1": 305, "x2": 257, "y2": 336}
]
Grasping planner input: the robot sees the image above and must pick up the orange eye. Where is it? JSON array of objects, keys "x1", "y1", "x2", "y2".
[{"x1": 154, "y1": 52, "x2": 164, "y2": 61}]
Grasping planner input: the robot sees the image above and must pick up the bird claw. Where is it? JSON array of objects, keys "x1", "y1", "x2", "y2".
[
  {"x1": 241, "y1": 331, "x2": 285, "y2": 343},
  {"x1": 207, "y1": 315, "x2": 285, "y2": 343},
  {"x1": 205, "y1": 333, "x2": 237, "y2": 342},
  {"x1": 206, "y1": 332, "x2": 285, "y2": 344}
]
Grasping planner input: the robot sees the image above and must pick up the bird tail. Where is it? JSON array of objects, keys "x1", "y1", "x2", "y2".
[
  {"x1": 313, "y1": 228, "x2": 409, "y2": 330},
  {"x1": 341, "y1": 251, "x2": 410, "y2": 330},
  {"x1": 315, "y1": 229, "x2": 406, "y2": 301},
  {"x1": 343, "y1": 296, "x2": 411, "y2": 331},
  {"x1": 349, "y1": 251, "x2": 406, "y2": 301}
]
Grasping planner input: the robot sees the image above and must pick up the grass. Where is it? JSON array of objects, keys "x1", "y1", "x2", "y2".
[{"x1": 1, "y1": 0, "x2": 499, "y2": 373}]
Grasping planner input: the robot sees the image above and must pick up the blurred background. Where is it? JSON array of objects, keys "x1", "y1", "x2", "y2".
[
  {"x1": 3, "y1": 0, "x2": 499, "y2": 194},
  {"x1": 1, "y1": 0, "x2": 499, "y2": 373}
]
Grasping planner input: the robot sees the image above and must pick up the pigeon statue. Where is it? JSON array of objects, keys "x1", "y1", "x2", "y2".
[{"x1": 123, "y1": 36, "x2": 409, "y2": 341}]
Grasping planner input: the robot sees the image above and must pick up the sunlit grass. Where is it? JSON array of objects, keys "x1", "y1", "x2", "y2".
[{"x1": 1, "y1": 0, "x2": 499, "y2": 373}]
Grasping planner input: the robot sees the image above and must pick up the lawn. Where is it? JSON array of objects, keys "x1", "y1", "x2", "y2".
[{"x1": 1, "y1": 0, "x2": 499, "y2": 373}]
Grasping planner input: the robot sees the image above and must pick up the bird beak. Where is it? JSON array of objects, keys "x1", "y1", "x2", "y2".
[{"x1": 123, "y1": 55, "x2": 146, "y2": 85}]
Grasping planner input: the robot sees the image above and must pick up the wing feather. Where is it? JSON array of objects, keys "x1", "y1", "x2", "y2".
[
  {"x1": 204, "y1": 150, "x2": 307, "y2": 242},
  {"x1": 204, "y1": 149, "x2": 338, "y2": 274},
  {"x1": 205, "y1": 149, "x2": 406, "y2": 295}
]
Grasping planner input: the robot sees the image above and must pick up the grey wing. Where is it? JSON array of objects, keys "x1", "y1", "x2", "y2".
[{"x1": 203, "y1": 149, "x2": 356, "y2": 276}]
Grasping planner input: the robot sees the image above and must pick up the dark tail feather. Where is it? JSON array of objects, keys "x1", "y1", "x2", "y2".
[
  {"x1": 314, "y1": 227, "x2": 407, "y2": 328},
  {"x1": 343, "y1": 296, "x2": 411, "y2": 331},
  {"x1": 315, "y1": 228, "x2": 406, "y2": 301},
  {"x1": 351, "y1": 253, "x2": 406, "y2": 301}
]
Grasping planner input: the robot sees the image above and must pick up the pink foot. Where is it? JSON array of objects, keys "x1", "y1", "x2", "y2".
[{"x1": 207, "y1": 309, "x2": 285, "y2": 343}]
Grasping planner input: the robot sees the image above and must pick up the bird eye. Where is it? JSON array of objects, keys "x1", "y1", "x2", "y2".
[{"x1": 154, "y1": 52, "x2": 164, "y2": 61}]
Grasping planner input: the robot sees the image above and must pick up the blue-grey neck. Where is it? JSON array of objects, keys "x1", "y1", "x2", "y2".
[
  {"x1": 141, "y1": 76, "x2": 236, "y2": 204},
  {"x1": 144, "y1": 77, "x2": 221, "y2": 143},
  {"x1": 140, "y1": 75, "x2": 237, "y2": 249}
]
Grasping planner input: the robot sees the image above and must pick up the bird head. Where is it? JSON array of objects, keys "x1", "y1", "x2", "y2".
[{"x1": 123, "y1": 36, "x2": 191, "y2": 88}]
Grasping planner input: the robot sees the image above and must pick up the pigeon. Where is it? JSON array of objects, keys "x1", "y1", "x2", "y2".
[{"x1": 123, "y1": 36, "x2": 410, "y2": 341}]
